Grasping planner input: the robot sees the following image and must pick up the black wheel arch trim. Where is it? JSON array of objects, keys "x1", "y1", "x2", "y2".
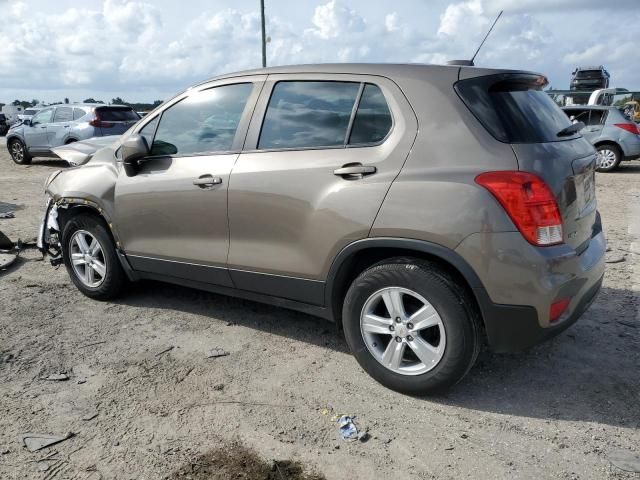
[{"x1": 324, "y1": 237, "x2": 543, "y2": 352}]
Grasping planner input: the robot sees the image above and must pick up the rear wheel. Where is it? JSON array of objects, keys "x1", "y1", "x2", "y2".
[
  {"x1": 9, "y1": 138, "x2": 32, "y2": 165},
  {"x1": 342, "y1": 258, "x2": 481, "y2": 395},
  {"x1": 61, "y1": 214, "x2": 126, "y2": 300},
  {"x1": 596, "y1": 144, "x2": 621, "y2": 172}
]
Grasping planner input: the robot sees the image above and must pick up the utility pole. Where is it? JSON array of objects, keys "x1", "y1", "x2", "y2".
[{"x1": 260, "y1": 0, "x2": 267, "y2": 68}]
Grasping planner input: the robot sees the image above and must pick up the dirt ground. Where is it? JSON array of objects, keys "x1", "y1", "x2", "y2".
[{"x1": 0, "y1": 141, "x2": 638, "y2": 480}]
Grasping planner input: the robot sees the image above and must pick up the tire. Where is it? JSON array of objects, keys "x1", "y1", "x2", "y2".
[
  {"x1": 596, "y1": 144, "x2": 621, "y2": 172},
  {"x1": 342, "y1": 257, "x2": 481, "y2": 395},
  {"x1": 61, "y1": 214, "x2": 126, "y2": 300},
  {"x1": 8, "y1": 138, "x2": 32, "y2": 165}
]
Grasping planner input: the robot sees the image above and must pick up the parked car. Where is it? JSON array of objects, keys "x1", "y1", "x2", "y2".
[
  {"x1": 38, "y1": 64, "x2": 605, "y2": 394},
  {"x1": 1, "y1": 104, "x2": 24, "y2": 125},
  {"x1": 562, "y1": 105, "x2": 640, "y2": 171},
  {"x1": 0, "y1": 114, "x2": 9, "y2": 136},
  {"x1": 570, "y1": 65, "x2": 610, "y2": 92},
  {"x1": 17, "y1": 107, "x2": 42, "y2": 123},
  {"x1": 6, "y1": 104, "x2": 140, "y2": 164}
]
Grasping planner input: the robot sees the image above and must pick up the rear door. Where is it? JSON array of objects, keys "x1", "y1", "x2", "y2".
[
  {"x1": 95, "y1": 106, "x2": 140, "y2": 135},
  {"x1": 47, "y1": 106, "x2": 74, "y2": 147},
  {"x1": 227, "y1": 74, "x2": 418, "y2": 304},
  {"x1": 24, "y1": 107, "x2": 53, "y2": 150},
  {"x1": 115, "y1": 78, "x2": 264, "y2": 286}
]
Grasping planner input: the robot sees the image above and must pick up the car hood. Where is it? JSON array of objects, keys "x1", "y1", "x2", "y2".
[{"x1": 51, "y1": 136, "x2": 120, "y2": 166}]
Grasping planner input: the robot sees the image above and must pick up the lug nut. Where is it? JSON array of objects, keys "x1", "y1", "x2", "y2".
[
  {"x1": 395, "y1": 317, "x2": 401, "y2": 323},
  {"x1": 389, "y1": 325, "x2": 395, "y2": 332},
  {"x1": 407, "y1": 335, "x2": 414, "y2": 341},
  {"x1": 407, "y1": 323, "x2": 414, "y2": 330},
  {"x1": 395, "y1": 337, "x2": 402, "y2": 343}
]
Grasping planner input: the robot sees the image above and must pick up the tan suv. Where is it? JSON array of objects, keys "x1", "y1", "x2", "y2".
[{"x1": 39, "y1": 64, "x2": 606, "y2": 394}]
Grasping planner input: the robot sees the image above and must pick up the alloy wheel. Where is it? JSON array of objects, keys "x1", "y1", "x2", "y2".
[
  {"x1": 69, "y1": 230, "x2": 107, "y2": 288},
  {"x1": 10, "y1": 141, "x2": 24, "y2": 162},
  {"x1": 598, "y1": 148, "x2": 617, "y2": 170},
  {"x1": 360, "y1": 287, "x2": 446, "y2": 375}
]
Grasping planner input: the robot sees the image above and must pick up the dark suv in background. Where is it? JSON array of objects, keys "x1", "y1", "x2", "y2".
[
  {"x1": 38, "y1": 64, "x2": 605, "y2": 394},
  {"x1": 570, "y1": 65, "x2": 610, "y2": 91}
]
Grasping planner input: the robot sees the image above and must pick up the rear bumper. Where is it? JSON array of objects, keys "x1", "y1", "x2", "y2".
[{"x1": 456, "y1": 227, "x2": 606, "y2": 353}]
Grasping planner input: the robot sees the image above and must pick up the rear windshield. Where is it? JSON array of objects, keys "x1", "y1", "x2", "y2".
[
  {"x1": 575, "y1": 70, "x2": 604, "y2": 79},
  {"x1": 96, "y1": 107, "x2": 139, "y2": 121},
  {"x1": 455, "y1": 74, "x2": 575, "y2": 143},
  {"x1": 24, "y1": 109, "x2": 38, "y2": 115}
]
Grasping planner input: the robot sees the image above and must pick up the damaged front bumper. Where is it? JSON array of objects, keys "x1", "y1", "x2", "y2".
[{"x1": 37, "y1": 198, "x2": 64, "y2": 266}]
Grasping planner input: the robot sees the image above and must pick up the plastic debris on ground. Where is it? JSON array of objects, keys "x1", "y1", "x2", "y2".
[
  {"x1": 335, "y1": 415, "x2": 369, "y2": 442},
  {"x1": 20, "y1": 432, "x2": 75, "y2": 452},
  {"x1": 40, "y1": 373, "x2": 69, "y2": 381},
  {"x1": 609, "y1": 450, "x2": 640, "y2": 473}
]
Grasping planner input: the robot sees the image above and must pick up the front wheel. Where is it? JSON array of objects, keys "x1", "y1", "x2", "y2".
[
  {"x1": 596, "y1": 144, "x2": 621, "y2": 172},
  {"x1": 8, "y1": 138, "x2": 32, "y2": 165},
  {"x1": 342, "y1": 258, "x2": 481, "y2": 395},
  {"x1": 61, "y1": 214, "x2": 126, "y2": 300}
]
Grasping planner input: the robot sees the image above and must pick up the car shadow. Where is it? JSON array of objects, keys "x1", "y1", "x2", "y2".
[{"x1": 115, "y1": 282, "x2": 638, "y2": 428}]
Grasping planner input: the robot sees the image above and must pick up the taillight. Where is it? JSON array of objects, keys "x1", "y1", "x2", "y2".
[
  {"x1": 549, "y1": 298, "x2": 571, "y2": 323},
  {"x1": 614, "y1": 123, "x2": 640, "y2": 135},
  {"x1": 475, "y1": 171, "x2": 563, "y2": 246},
  {"x1": 88, "y1": 112, "x2": 113, "y2": 128}
]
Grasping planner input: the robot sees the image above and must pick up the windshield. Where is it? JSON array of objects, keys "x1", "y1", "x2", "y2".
[
  {"x1": 575, "y1": 70, "x2": 604, "y2": 79},
  {"x1": 455, "y1": 74, "x2": 576, "y2": 143}
]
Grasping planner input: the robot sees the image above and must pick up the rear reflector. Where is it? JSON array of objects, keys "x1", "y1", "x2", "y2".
[
  {"x1": 475, "y1": 171, "x2": 563, "y2": 246},
  {"x1": 549, "y1": 298, "x2": 571, "y2": 323},
  {"x1": 614, "y1": 123, "x2": 640, "y2": 135}
]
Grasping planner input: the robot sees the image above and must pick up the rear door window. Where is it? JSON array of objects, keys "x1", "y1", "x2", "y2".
[
  {"x1": 456, "y1": 74, "x2": 576, "y2": 143},
  {"x1": 73, "y1": 108, "x2": 87, "y2": 120},
  {"x1": 97, "y1": 107, "x2": 139, "y2": 121},
  {"x1": 53, "y1": 107, "x2": 73, "y2": 123},
  {"x1": 150, "y1": 83, "x2": 253, "y2": 156},
  {"x1": 259, "y1": 81, "x2": 360, "y2": 149},
  {"x1": 348, "y1": 84, "x2": 392, "y2": 145}
]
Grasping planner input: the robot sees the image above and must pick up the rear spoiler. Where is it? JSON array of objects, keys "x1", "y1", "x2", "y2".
[{"x1": 51, "y1": 136, "x2": 119, "y2": 166}]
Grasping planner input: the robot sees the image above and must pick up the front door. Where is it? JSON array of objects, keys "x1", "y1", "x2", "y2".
[
  {"x1": 25, "y1": 107, "x2": 53, "y2": 151},
  {"x1": 115, "y1": 80, "x2": 263, "y2": 287},
  {"x1": 227, "y1": 75, "x2": 418, "y2": 304},
  {"x1": 47, "y1": 106, "x2": 74, "y2": 147}
]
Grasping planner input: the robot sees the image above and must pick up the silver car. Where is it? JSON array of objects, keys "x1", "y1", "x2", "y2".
[
  {"x1": 562, "y1": 105, "x2": 640, "y2": 172},
  {"x1": 6, "y1": 104, "x2": 139, "y2": 165}
]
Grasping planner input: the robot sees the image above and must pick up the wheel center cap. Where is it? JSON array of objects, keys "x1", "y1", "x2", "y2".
[
  {"x1": 84, "y1": 254, "x2": 92, "y2": 263},
  {"x1": 396, "y1": 324, "x2": 408, "y2": 338}
]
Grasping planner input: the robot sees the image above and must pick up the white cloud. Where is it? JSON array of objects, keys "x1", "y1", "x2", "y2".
[{"x1": 0, "y1": 0, "x2": 638, "y2": 103}]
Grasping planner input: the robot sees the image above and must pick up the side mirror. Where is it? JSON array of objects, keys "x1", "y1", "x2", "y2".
[
  {"x1": 121, "y1": 134, "x2": 149, "y2": 164},
  {"x1": 23, "y1": 119, "x2": 31, "y2": 127}
]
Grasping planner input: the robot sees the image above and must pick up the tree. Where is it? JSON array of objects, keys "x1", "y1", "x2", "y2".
[
  {"x1": 111, "y1": 97, "x2": 127, "y2": 105},
  {"x1": 64, "y1": 97, "x2": 69, "y2": 104},
  {"x1": 31, "y1": 99, "x2": 39, "y2": 107},
  {"x1": 83, "y1": 98, "x2": 104, "y2": 104}
]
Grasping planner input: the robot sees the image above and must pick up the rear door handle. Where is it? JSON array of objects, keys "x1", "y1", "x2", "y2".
[
  {"x1": 193, "y1": 174, "x2": 222, "y2": 188},
  {"x1": 333, "y1": 164, "x2": 377, "y2": 177}
]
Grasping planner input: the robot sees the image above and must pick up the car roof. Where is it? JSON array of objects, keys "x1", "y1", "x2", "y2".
[{"x1": 198, "y1": 62, "x2": 535, "y2": 85}]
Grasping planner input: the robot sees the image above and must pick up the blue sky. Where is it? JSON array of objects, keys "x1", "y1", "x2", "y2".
[{"x1": 0, "y1": 0, "x2": 638, "y2": 103}]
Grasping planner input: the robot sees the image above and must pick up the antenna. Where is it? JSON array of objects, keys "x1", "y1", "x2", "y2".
[{"x1": 470, "y1": 10, "x2": 503, "y2": 65}]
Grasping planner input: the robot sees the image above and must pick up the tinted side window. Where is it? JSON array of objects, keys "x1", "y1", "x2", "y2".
[
  {"x1": 259, "y1": 81, "x2": 360, "y2": 149},
  {"x1": 73, "y1": 108, "x2": 87, "y2": 120},
  {"x1": 151, "y1": 83, "x2": 253, "y2": 156},
  {"x1": 53, "y1": 107, "x2": 73, "y2": 122},
  {"x1": 349, "y1": 84, "x2": 392, "y2": 144},
  {"x1": 588, "y1": 110, "x2": 606, "y2": 126},
  {"x1": 139, "y1": 116, "x2": 159, "y2": 149},
  {"x1": 32, "y1": 108, "x2": 53, "y2": 125}
]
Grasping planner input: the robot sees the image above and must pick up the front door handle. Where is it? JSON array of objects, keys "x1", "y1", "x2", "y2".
[
  {"x1": 333, "y1": 164, "x2": 377, "y2": 178},
  {"x1": 193, "y1": 174, "x2": 222, "y2": 188}
]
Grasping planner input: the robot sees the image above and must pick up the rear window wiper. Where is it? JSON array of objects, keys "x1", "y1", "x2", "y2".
[{"x1": 557, "y1": 121, "x2": 585, "y2": 137}]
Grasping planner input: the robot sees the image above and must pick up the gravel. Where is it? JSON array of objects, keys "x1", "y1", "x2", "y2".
[{"x1": 1, "y1": 144, "x2": 638, "y2": 479}]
